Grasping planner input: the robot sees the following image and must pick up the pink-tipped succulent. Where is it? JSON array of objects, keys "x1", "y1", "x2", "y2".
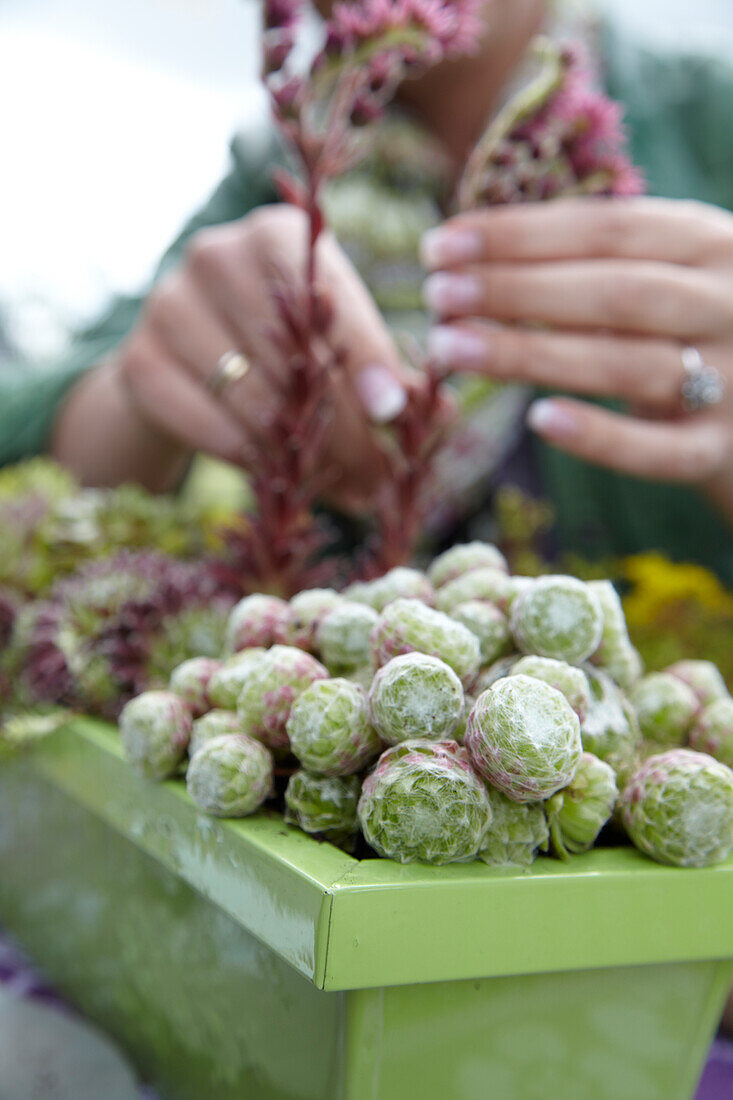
[{"x1": 459, "y1": 37, "x2": 644, "y2": 210}]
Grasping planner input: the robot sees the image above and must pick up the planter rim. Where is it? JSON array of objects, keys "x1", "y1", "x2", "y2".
[{"x1": 22, "y1": 719, "x2": 733, "y2": 991}]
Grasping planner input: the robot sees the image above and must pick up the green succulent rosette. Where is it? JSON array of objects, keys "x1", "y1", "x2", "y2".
[
  {"x1": 581, "y1": 667, "x2": 641, "y2": 787},
  {"x1": 479, "y1": 788, "x2": 549, "y2": 868},
  {"x1": 189, "y1": 709, "x2": 244, "y2": 759},
  {"x1": 278, "y1": 589, "x2": 344, "y2": 650},
  {"x1": 588, "y1": 580, "x2": 643, "y2": 691},
  {"x1": 428, "y1": 542, "x2": 508, "y2": 589},
  {"x1": 207, "y1": 649, "x2": 267, "y2": 710},
  {"x1": 317, "y1": 602, "x2": 379, "y2": 673},
  {"x1": 119, "y1": 690, "x2": 192, "y2": 781},
  {"x1": 630, "y1": 672, "x2": 699, "y2": 748},
  {"x1": 435, "y1": 568, "x2": 515, "y2": 615},
  {"x1": 474, "y1": 655, "x2": 520, "y2": 694},
  {"x1": 225, "y1": 595, "x2": 291, "y2": 653},
  {"x1": 284, "y1": 770, "x2": 360, "y2": 843},
  {"x1": 186, "y1": 733, "x2": 273, "y2": 818},
  {"x1": 689, "y1": 698, "x2": 733, "y2": 769},
  {"x1": 511, "y1": 656, "x2": 590, "y2": 722},
  {"x1": 466, "y1": 675, "x2": 582, "y2": 802},
  {"x1": 169, "y1": 656, "x2": 221, "y2": 717},
  {"x1": 620, "y1": 748, "x2": 733, "y2": 867},
  {"x1": 451, "y1": 600, "x2": 511, "y2": 665},
  {"x1": 370, "y1": 598, "x2": 481, "y2": 689},
  {"x1": 236, "y1": 645, "x2": 328, "y2": 750},
  {"x1": 286, "y1": 678, "x2": 381, "y2": 776},
  {"x1": 368, "y1": 567, "x2": 435, "y2": 612},
  {"x1": 357, "y1": 740, "x2": 493, "y2": 864},
  {"x1": 368, "y1": 653, "x2": 465, "y2": 745},
  {"x1": 666, "y1": 660, "x2": 730, "y2": 709},
  {"x1": 546, "y1": 752, "x2": 618, "y2": 860},
  {"x1": 510, "y1": 575, "x2": 604, "y2": 665}
]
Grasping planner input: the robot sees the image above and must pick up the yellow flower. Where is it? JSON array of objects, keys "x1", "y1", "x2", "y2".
[{"x1": 623, "y1": 553, "x2": 733, "y2": 627}]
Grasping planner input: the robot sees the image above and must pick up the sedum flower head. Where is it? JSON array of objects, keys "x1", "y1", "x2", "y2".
[
  {"x1": 284, "y1": 770, "x2": 360, "y2": 842},
  {"x1": 369, "y1": 652, "x2": 464, "y2": 745},
  {"x1": 466, "y1": 675, "x2": 582, "y2": 802},
  {"x1": 186, "y1": 733, "x2": 273, "y2": 817},
  {"x1": 479, "y1": 788, "x2": 549, "y2": 868},
  {"x1": 370, "y1": 597, "x2": 481, "y2": 688},
  {"x1": 286, "y1": 677, "x2": 381, "y2": 775},
  {"x1": 120, "y1": 690, "x2": 192, "y2": 781},
  {"x1": 358, "y1": 739, "x2": 492, "y2": 864},
  {"x1": 620, "y1": 749, "x2": 733, "y2": 867},
  {"x1": 546, "y1": 751, "x2": 618, "y2": 859}
]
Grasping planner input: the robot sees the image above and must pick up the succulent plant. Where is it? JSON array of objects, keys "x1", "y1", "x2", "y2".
[
  {"x1": 478, "y1": 788, "x2": 549, "y2": 868},
  {"x1": 435, "y1": 568, "x2": 515, "y2": 615},
  {"x1": 368, "y1": 567, "x2": 435, "y2": 612},
  {"x1": 317, "y1": 602, "x2": 379, "y2": 673},
  {"x1": 689, "y1": 698, "x2": 733, "y2": 769},
  {"x1": 370, "y1": 598, "x2": 481, "y2": 688},
  {"x1": 428, "y1": 542, "x2": 508, "y2": 589},
  {"x1": 451, "y1": 600, "x2": 512, "y2": 665},
  {"x1": 169, "y1": 657, "x2": 222, "y2": 717},
  {"x1": 357, "y1": 740, "x2": 493, "y2": 864},
  {"x1": 581, "y1": 667, "x2": 641, "y2": 786},
  {"x1": 620, "y1": 749, "x2": 733, "y2": 867},
  {"x1": 588, "y1": 580, "x2": 643, "y2": 690},
  {"x1": 277, "y1": 589, "x2": 344, "y2": 650},
  {"x1": 119, "y1": 690, "x2": 192, "y2": 780},
  {"x1": 511, "y1": 656, "x2": 590, "y2": 722},
  {"x1": 369, "y1": 653, "x2": 464, "y2": 745},
  {"x1": 466, "y1": 675, "x2": 582, "y2": 802},
  {"x1": 284, "y1": 770, "x2": 360, "y2": 842},
  {"x1": 236, "y1": 645, "x2": 328, "y2": 750},
  {"x1": 630, "y1": 672, "x2": 699, "y2": 748},
  {"x1": 546, "y1": 752, "x2": 618, "y2": 859},
  {"x1": 286, "y1": 678, "x2": 381, "y2": 775},
  {"x1": 666, "y1": 660, "x2": 730, "y2": 709},
  {"x1": 186, "y1": 733, "x2": 273, "y2": 817},
  {"x1": 207, "y1": 649, "x2": 268, "y2": 710},
  {"x1": 225, "y1": 594, "x2": 291, "y2": 653},
  {"x1": 189, "y1": 709, "x2": 244, "y2": 758},
  {"x1": 474, "y1": 655, "x2": 520, "y2": 694},
  {"x1": 510, "y1": 575, "x2": 603, "y2": 664}
]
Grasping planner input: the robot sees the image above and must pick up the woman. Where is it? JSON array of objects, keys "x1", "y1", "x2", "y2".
[{"x1": 3, "y1": 0, "x2": 732, "y2": 579}]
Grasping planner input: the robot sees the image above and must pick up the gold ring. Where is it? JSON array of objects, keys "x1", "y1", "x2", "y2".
[{"x1": 207, "y1": 351, "x2": 251, "y2": 397}]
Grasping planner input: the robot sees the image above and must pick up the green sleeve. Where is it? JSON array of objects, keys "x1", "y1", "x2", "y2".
[
  {"x1": 0, "y1": 132, "x2": 276, "y2": 468},
  {"x1": 536, "y1": 24, "x2": 733, "y2": 584}
]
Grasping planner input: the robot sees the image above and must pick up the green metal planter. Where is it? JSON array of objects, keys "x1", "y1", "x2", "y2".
[{"x1": 1, "y1": 719, "x2": 731, "y2": 1099}]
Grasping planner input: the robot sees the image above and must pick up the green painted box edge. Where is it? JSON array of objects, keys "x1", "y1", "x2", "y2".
[{"x1": 19, "y1": 719, "x2": 733, "y2": 992}]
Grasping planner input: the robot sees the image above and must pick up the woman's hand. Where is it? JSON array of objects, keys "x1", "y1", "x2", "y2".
[
  {"x1": 52, "y1": 205, "x2": 410, "y2": 504},
  {"x1": 422, "y1": 197, "x2": 733, "y2": 522}
]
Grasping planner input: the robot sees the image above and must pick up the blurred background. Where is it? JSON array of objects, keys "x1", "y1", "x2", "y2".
[{"x1": 2, "y1": 0, "x2": 733, "y2": 364}]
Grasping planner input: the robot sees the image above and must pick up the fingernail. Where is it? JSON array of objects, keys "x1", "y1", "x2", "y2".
[
  {"x1": 427, "y1": 325, "x2": 487, "y2": 369},
  {"x1": 423, "y1": 273, "x2": 481, "y2": 315},
  {"x1": 357, "y1": 364, "x2": 408, "y2": 423},
  {"x1": 421, "y1": 228, "x2": 482, "y2": 269},
  {"x1": 527, "y1": 399, "x2": 579, "y2": 439}
]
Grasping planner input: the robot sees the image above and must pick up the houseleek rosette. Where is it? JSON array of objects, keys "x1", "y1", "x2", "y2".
[
  {"x1": 286, "y1": 678, "x2": 381, "y2": 776},
  {"x1": 284, "y1": 770, "x2": 360, "y2": 843},
  {"x1": 169, "y1": 656, "x2": 221, "y2": 717},
  {"x1": 451, "y1": 600, "x2": 511, "y2": 666},
  {"x1": 207, "y1": 649, "x2": 267, "y2": 710},
  {"x1": 630, "y1": 672, "x2": 699, "y2": 748},
  {"x1": 666, "y1": 660, "x2": 730, "y2": 709},
  {"x1": 427, "y1": 541, "x2": 508, "y2": 589},
  {"x1": 581, "y1": 667, "x2": 641, "y2": 786},
  {"x1": 479, "y1": 788, "x2": 549, "y2": 868},
  {"x1": 237, "y1": 645, "x2": 328, "y2": 750},
  {"x1": 225, "y1": 594, "x2": 291, "y2": 653},
  {"x1": 368, "y1": 653, "x2": 464, "y2": 745},
  {"x1": 186, "y1": 733, "x2": 273, "y2": 817},
  {"x1": 370, "y1": 598, "x2": 481, "y2": 689},
  {"x1": 189, "y1": 709, "x2": 244, "y2": 758},
  {"x1": 689, "y1": 698, "x2": 733, "y2": 769},
  {"x1": 357, "y1": 740, "x2": 492, "y2": 864},
  {"x1": 546, "y1": 752, "x2": 618, "y2": 860},
  {"x1": 120, "y1": 690, "x2": 192, "y2": 780},
  {"x1": 510, "y1": 575, "x2": 604, "y2": 664},
  {"x1": 511, "y1": 655, "x2": 590, "y2": 722},
  {"x1": 317, "y1": 602, "x2": 379, "y2": 674},
  {"x1": 588, "y1": 580, "x2": 643, "y2": 690},
  {"x1": 278, "y1": 589, "x2": 344, "y2": 650},
  {"x1": 435, "y1": 568, "x2": 515, "y2": 616},
  {"x1": 466, "y1": 675, "x2": 582, "y2": 802},
  {"x1": 620, "y1": 749, "x2": 733, "y2": 867}
]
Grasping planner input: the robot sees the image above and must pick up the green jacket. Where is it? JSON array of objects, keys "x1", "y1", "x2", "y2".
[{"x1": 1, "y1": 25, "x2": 731, "y2": 580}]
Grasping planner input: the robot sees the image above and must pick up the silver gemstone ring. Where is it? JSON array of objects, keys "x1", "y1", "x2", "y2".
[
  {"x1": 679, "y1": 347, "x2": 726, "y2": 413},
  {"x1": 206, "y1": 351, "x2": 251, "y2": 397}
]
